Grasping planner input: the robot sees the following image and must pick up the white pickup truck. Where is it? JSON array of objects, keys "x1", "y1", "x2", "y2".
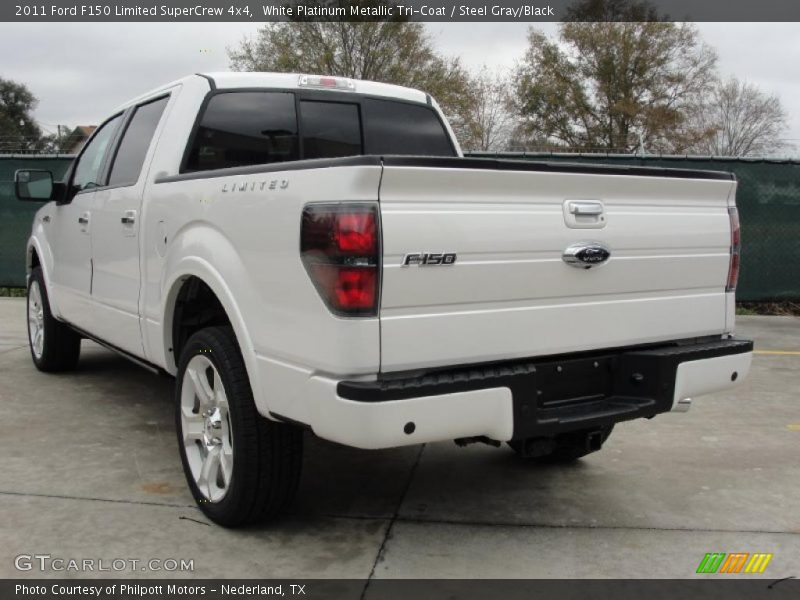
[{"x1": 16, "y1": 72, "x2": 752, "y2": 527}]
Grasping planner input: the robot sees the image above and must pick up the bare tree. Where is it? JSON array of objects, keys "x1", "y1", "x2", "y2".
[
  {"x1": 456, "y1": 67, "x2": 517, "y2": 152},
  {"x1": 687, "y1": 78, "x2": 789, "y2": 156}
]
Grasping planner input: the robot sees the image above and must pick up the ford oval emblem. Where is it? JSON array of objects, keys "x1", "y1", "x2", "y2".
[{"x1": 562, "y1": 242, "x2": 611, "y2": 269}]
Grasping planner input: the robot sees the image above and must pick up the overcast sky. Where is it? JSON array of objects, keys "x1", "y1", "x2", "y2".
[{"x1": 2, "y1": 22, "x2": 799, "y2": 152}]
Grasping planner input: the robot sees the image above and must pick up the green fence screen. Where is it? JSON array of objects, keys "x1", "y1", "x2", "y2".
[
  {"x1": 0, "y1": 156, "x2": 73, "y2": 287},
  {"x1": 2, "y1": 154, "x2": 799, "y2": 301},
  {"x1": 469, "y1": 153, "x2": 800, "y2": 302}
]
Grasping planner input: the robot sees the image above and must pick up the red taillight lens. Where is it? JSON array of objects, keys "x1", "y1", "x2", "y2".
[
  {"x1": 727, "y1": 206, "x2": 741, "y2": 293},
  {"x1": 333, "y1": 267, "x2": 377, "y2": 309},
  {"x1": 335, "y1": 213, "x2": 377, "y2": 254},
  {"x1": 301, "y1": 204, "x2": 380, "y2": 316}
]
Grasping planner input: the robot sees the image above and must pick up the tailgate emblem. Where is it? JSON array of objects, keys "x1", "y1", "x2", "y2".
[{"x1": 562, "y1": 243, "x2": 610, "y2": 269}]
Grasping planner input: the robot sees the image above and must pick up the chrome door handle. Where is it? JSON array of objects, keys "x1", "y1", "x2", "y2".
[{"x1": 569, "y1": 201, "x2": 604, "y2": 216}]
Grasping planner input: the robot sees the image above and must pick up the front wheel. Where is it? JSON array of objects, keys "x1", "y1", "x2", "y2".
[
  {"x1": 27, "y1": 267, "x2": 81, "y2": 372},
  {"x1": 175, "y1": 326, "x2": 303, "y2": 527}
]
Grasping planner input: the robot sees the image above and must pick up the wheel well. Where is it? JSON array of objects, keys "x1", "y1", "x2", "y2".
[
  {"x1": 172, "y1": 277, "x2": 231, "y2": 362},
  {"x1": 29, "y1": 248, "x2": 41, "y2": 272}
]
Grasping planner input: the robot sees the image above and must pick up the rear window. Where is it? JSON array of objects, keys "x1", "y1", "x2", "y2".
[
  {"x1": 185, "y1": 92, "x2": 299, "y2": 172},
  {"x1": 183, "y1": 91, "x2": 455, "y2": 173},
  {"x1": 363, "y1": 98, "x2": 454, "y2": 156},
  {"x1": 300, "y1": 100, "x2": 362, "y2": 159}
]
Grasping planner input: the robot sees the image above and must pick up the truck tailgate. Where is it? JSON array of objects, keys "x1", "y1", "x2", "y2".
[{"x1": 377, "y1": 158, "x2": 736, "y2": 373}]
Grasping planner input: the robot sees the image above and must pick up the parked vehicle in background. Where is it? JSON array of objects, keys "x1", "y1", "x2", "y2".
[{"x1": 16, "y1": 72, "x2": 752, "y2": 526}]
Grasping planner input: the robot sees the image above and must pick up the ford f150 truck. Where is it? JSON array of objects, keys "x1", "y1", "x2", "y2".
[{"x1": 16, "y1": 72, "x2": 753, "y2": 527}]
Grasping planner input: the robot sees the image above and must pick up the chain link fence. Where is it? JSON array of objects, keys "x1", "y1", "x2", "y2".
[{"x1": 2, "y1": 153, "x2": 799, "y2": 301}]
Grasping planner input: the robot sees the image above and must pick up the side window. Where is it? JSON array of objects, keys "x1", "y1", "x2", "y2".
[
  {"x1": 72, "y1": 114, "x2": 122, "y2": 191},
  {"x1": 363, "y1": 99, "x2": 455, "y2": 156},
  {"x1": 108, "y1": 96, "x2": 169, "y2": 187},
  {"x1": 184, "y1": 92, "x2": 299, "y2": 172},
  {"x1": 299, "y1": 101, "x2": 361, "y2": 159}
]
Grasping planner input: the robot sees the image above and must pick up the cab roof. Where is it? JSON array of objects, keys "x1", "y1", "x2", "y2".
[{"x1": 116, "y1": 71, "x2": 430, "y2": 112}]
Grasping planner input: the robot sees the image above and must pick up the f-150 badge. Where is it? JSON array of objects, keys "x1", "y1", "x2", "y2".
[
  {"x1": 402, "y1": 252, "x2": 457, "y2": 266},
  {"x1": 562, "y1": 243, "x2": 611, "y2": 269}
]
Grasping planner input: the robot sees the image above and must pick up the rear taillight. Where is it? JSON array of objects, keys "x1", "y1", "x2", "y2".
[
  {"x1": 727, "y1": 206, "x2": 741, "y2": 292},
  {"x1": 301, "y1": 203, "x2": 380, "y2": 316}
]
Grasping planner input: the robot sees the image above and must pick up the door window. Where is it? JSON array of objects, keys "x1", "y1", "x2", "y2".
[
  {"x1": 72, "y1": 114, "x2": 122, "y2": 192},
  {"x1": 108, "y1": 96, "x2": 169, "y2": 187}
]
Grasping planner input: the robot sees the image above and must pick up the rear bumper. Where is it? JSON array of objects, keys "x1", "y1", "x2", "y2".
[{"x1": 302, "y1": 338, "x2": 752, "y2": 449}]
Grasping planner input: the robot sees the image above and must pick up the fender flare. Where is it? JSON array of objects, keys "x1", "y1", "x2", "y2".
[
  {"x1": 161, "y1": 257, "x2": 265, "y2": 404},
  {"x1": 26, "y1": 235, "x2": 61, "y2": 318}
]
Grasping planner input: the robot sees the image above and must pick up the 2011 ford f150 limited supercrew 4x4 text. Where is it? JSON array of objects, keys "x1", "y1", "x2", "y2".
[{"x1": 16, "y1": 72, "x2": 753, "y2": 526}]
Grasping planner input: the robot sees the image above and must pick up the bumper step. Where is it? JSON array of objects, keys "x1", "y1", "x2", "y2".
[
  {"x1": 337, "y1": 337, "x2": 753, "y2": 439},
  {"x1": 538, "y1": 396, "x2": 656, "y2": 425}
]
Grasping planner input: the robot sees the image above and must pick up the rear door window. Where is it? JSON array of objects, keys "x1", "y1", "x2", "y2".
[
  {"x1": 108, "y1": 96, "x2": 169, "y2": 187},
  {"x1": 299, "y1": 100, "x2": 362, "y2": 159},
  {"x1": 363, "y1": 98, "x2": 455, "y2": 156},
  {"x1": 184, "y1": 92, "x2": 299, "y2": 172}
]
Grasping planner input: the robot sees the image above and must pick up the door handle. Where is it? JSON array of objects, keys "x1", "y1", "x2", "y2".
[
  {"x1": 121, "y1": 210, "x2": 136, "y2": 226},
  {"x1": 569, "y1": 201, "x2": 604, "y2": 216},
  {"x1": 78, "y1": 211, "x2": 91, "y2": 233},
  {"x1": 564, "y1": 200, "x2": 606, "y2": 229}
]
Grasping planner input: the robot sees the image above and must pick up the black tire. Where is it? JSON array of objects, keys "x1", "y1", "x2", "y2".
[
  {"x1": 175, "y1": 326, "x2": 303, "y2": 527},
  {"x1": 509, "y1": 426, "x2": 614, "y2": 464},
  {"x1": 26, "y1": 267, "x2": 81, "y2": 372}
]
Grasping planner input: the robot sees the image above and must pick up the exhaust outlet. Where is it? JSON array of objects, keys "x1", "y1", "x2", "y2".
[
  {"x1": 523, "y1": 437, "x2": 555, "y2": 458},
  {"x1": 587, "y1": 430, "x2": 604, "y2": 452}
]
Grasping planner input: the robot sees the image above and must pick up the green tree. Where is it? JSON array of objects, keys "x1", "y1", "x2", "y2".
[
  {"x1": 512, "y1": 0, "x2": 717, "y2": 152},
  {"x1": 0, "y1": 77, "x2": 45, "y2": 153},
  {"x1": 228, "y1": 6, "x2": 472, "y2": 141}
]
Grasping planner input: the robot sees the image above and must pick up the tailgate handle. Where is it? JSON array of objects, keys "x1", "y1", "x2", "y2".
[{"x1": 569, "y1": 201, "x2": 603, "y2": 216}]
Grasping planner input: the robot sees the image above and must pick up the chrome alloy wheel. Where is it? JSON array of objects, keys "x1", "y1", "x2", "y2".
[
  {"x1": 180, "y1": 354, "x2": 234, "y2": 503},
  {"x1": 28, "y1": 281, "x2": 45, "y2": 359}
]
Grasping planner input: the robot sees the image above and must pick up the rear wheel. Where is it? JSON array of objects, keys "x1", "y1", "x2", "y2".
[
  {"x1": 509, "y1": 426, "x2": 614, "y2": 463},
  {"x1": 175, "y1": 326, "x2": 303, "y2": 527},
  {"x1": 27, "y1": 267, "x2": 81, "y2": 372}
]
